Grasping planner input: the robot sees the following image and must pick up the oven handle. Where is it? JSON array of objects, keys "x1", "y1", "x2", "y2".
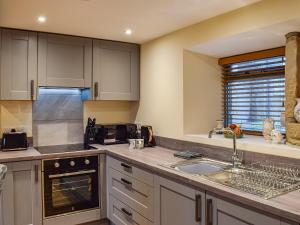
[{"x1": 48, "y1": 169, "x2": 96, "y2": 179}]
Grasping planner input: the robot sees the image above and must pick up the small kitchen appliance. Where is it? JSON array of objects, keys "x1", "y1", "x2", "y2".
[
  {"x1": 1, "y1": 129, "x2": 28, "y2": 151},
  {"x1": 94, "y1": 123, "x2": 136, "y2": 145},
  {"x1": 141, "y1": 125, "x2": 156, "y2": 147}
]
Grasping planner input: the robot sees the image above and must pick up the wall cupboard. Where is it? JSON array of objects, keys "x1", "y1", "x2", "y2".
[
  {"x1": 38, "y1": 33, "x2": 92, "y2": 88},
  {"x1": 0, "y1": 28, "x2": 140, "y2": 101},
  {"x1": 93, "y1": 40, "x2": 139, "y2": 101},
  {"x1": 0, "y1": 29, "x2": 37, "y2": 100}
]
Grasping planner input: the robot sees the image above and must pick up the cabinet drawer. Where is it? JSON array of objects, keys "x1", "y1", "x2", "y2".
[
  {"x1": 109, "y1": 194, "x2": 153, "y2": 225},
  {"x1": 108, "y1": 156, "x2": 153, "y2": 186},
  {"x1": 108, "y1": 168, "x2": 154, "y2": 221}
]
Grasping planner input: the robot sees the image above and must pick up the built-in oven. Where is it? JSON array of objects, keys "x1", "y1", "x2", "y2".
[{"x1": 42, "y1": 155, "x2": 100, "y2": 218}]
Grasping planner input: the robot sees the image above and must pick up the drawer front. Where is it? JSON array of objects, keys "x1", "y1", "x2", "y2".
[
  {"x1": 108, "y1": 168, "x2": 154, "y2": 221},
  {"x1": 109, "y1": 194, "x2": 153, "y2": 225},
  {"x1": 108, "y1": 156, "x2": 153, "y2": 186}
]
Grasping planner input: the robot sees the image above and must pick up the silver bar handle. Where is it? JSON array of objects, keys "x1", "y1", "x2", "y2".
[
  {"x1": 30, "y1": 80, "x2": 34, "y2": 100},
  {"x1": 48, "y1": 169, "x2": 96, "y2": 179},
  {"x1": 34, "y1": 164, "x2": 39, "y2": 183},
  {"x1": 94, "y1": 82, "x2": 99, "y2": 99}
]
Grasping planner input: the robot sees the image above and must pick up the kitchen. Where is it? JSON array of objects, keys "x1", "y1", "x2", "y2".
[{"x1": 0, "y1": 0, "x2": 300, "y2": 225}]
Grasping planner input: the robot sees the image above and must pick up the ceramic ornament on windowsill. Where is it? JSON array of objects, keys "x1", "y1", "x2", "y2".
[
  {"x1": 263, "y1": 118, "x2": 274, "y2": 142},
  {"x1": 294, "y1": 98, "x2": 300, "y2": 123}
]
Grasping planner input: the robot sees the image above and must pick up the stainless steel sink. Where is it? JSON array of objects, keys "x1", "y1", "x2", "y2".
[
  {"x1": 163, "y1": 158, "x2": 300, "y2": 199},
  {"x1": 168, "y1": 158, "x2": 232, "y2": 175}
]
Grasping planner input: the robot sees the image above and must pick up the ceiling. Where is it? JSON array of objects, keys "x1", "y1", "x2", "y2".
[
  {"x1": 191, "y1": 18, "x2": 300, "y2": 58},
  {"x1": 0, "y1": 0, "x2": 260, "y2": 43}
]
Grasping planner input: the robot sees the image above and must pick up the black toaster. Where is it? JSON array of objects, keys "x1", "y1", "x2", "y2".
[{"x1": 1, "y1": 129, "x2": 28, "y2": 151}]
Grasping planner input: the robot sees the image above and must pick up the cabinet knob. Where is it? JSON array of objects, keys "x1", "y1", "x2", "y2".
[
  {"x1": 54, "y1": 162, "x2": 60, "y2": 168},
  {"x1": 70, "y1": 161, "x2": 76, "y2": 167},
  {"x1": 85, "y1": 159, "x2": 90, "y2": 165}
]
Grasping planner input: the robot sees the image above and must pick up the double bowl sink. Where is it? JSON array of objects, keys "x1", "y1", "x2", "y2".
[{"x1": 163, "y1": 157, "x2": 300, "y2": 199}]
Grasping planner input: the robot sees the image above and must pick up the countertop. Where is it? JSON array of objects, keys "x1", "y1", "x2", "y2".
[{"x1": 0, "y1": 144, "x2": 299, "y2": 223}]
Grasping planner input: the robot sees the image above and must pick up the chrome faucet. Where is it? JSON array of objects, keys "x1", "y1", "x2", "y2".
[{"x1": 208, "y1": 129, "x2": 242, "y2": 168}]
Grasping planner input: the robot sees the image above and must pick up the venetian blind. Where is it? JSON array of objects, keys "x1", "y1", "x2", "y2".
[{"x1": 220, "y1": 48, "x2": 285, "y2": 134}]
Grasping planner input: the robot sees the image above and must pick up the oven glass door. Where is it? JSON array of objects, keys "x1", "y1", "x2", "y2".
[{"x1": 44, "y1": 169, "x2": 99, "y2": 217}]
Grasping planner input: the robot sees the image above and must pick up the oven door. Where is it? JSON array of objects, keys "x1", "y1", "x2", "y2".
[{"x1": 44, "y1": 169, "x2": 99, "y2": 218}]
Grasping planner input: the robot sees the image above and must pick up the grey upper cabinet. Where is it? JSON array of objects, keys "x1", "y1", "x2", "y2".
[
  {"x1": 206, "y1": 194, "x2": 281, "y2": 225},
  {"x1": 157, "y1": 177, "x2": 205, "y2": 225},
  {"x1": 2, "y1": 160, "x2": 42, "y2": 225},
  {"x1": 38, "y1": 33, "x2": 92, "y2": 88},
  {"x1": 0, "y1": 29, "x2": 37, "y2": 100},
  {"x1": 93, "y1": 40, "x2": 139, "y2": 101}
]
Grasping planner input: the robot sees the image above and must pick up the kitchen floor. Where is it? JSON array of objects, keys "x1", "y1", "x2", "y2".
[{"x1": 79, "y1": 219, "x2": 110, "y2": 225}]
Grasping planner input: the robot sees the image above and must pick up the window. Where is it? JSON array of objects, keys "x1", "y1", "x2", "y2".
[{"x1": 220, "y1": 48, "x2": 285, "y2": 134}]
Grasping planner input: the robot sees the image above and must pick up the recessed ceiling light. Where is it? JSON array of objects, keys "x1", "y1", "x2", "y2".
[
  {"x1": 37, "y1": 16, "x2": 46, "y2": 23},
  {"x1": 125, "y1": 29, "x2": 132, "y2": 36}
]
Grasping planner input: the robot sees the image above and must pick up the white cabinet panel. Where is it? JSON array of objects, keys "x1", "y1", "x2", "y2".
[
  {"x1": 38, "y1": 33, "x2": 92, "y2": 88},
  {"x1": 2, "y1": 160, "x2": 42, "y2": 225},
  {"x1": 206, "y1": 194, "x2": 281, "y2": 225},
  {"x1": 93, "y1": 40, "x2": 139, "y2": 100},
  {"x1": 157, "y1": 177, "x2": 205, "y2": 225},
  {"x1": 0, "y1": 29, "x2": 37, "y2": 100}
]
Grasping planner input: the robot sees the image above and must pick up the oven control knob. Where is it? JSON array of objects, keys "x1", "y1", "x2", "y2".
[
  {"x1": 54, "y1": 162, "x2": 60, "y2": 168},
  {"x1": 85, "y1": 159, "x2": 90, "y2": 165},
  {"x1": 70, "y1": 161, "x2": 76, "y2": 167}
]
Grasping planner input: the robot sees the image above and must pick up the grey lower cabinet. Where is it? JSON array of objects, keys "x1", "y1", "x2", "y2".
[
  {"x1": 93, "y1": 40, "x2": 139, "y2": 100},
  {"x1": 0, "y1": 29, "x2": 37, "y2": 100},
  {"x1": 38, "y1": 33, "x2": 92, "y2": 88},
  {"x1": 156, "y1": 176, "x2": 205, "y2": 225},
  {"x1": 1, "y1": 160, "x2": 42, "y2": 225},
  {"x1": 205, "y1": 194, "x2": 281, "y2": 225}
]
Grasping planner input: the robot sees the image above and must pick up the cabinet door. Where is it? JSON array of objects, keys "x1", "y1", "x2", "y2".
[
  {"x1": 2, "y1": 160, "x2": 42, "y2": 225},
  {"x1": 157, "y1": 177, "x2": 205, "y2": 225},
  {"x1": 0, "y1": 29, "x2": 37, "y2": 100},
  {"x1": 38, "y1": 33, "x2": 92, "y2": 88},
  {"x1": 206, "y1": 194, "x2": 280, "y2": 225},
  {"x1": 93, "y1": 40, "x2": 139, "y2": 100}
]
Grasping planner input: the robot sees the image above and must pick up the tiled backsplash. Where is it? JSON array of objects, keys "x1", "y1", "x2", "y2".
[
  {"x1": 155, "y1": 136, "x2": 300, "y2": 165},
  {"x1": 33, "y1": 88, "x2": 84, "y2": 146}
]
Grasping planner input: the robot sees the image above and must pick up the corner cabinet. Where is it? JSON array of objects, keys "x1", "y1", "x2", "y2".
[
  {"x1": 0, "y1": 29, "x2": 37, "y2": 100},
  {"x1": 1, "y1": 160, "x2": 42, "y2": 225},
  {"x1": 38, "y1": 33, "x2": 92, "y2": 88},
  {"x1": 156, "y1": 177, "x2": 206, "y2": 225},
  {"x1": 93, "y1": 40, "x2": 139, "y2": 100},
  {"x1": 205, "y1": 194, "x2": 281, "y2": 225}
]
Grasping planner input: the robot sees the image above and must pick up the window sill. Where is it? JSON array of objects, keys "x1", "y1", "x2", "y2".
[{"x1": 183, "y1": 133, "x2": 300, "y2": 160}]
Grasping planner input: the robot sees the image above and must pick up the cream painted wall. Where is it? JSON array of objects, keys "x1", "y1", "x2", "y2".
[
  {"x1": 183, "y1": 50, "x2": 222, "y2": 134},
  {"x1": 137, "y1": 0, "x2": 300, "y2": 139},
  {"x1": 0, "y1": 100, "x2": 137, "y2": 138},
  {"x1": 0, "y1": 101, "x2": 32, "y2": 136},
  {"x1": 83, "y1": 101, "x2": 138, "y2": 126}
]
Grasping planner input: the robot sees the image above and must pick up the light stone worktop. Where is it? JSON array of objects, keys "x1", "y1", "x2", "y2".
[
  {"x1": 0, "y1": 144, "x2": 299, "y2": 223},
  {"x1": 92, "y1": 144, "x2": 300, "y2": 224}
]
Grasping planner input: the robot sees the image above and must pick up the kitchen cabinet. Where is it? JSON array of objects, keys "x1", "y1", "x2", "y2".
[
  {"x1": 1, "y1": 160, "x2": 42, "y2": 225},
  {"x1": 157, "y1": 176, "x2": 205, "y2": 225},
  {"x1": 38, "y1": 33, "x2": 92, "y2": 88},
  {"x1": 93, "y1": 40, "x2": 139, "y2": 100},
  {"x1": 0, "y1": 29, "x2": 37, "y2": 100},
  {"x1": 107, "y1": 156, "x2": 154, "y2": 223},
  {"x1": 205, "y1": 194, "x2": 280, "y2": 225},
  {"x1": 109, "y1": 194, "x2": 153, "y2": 225}
]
